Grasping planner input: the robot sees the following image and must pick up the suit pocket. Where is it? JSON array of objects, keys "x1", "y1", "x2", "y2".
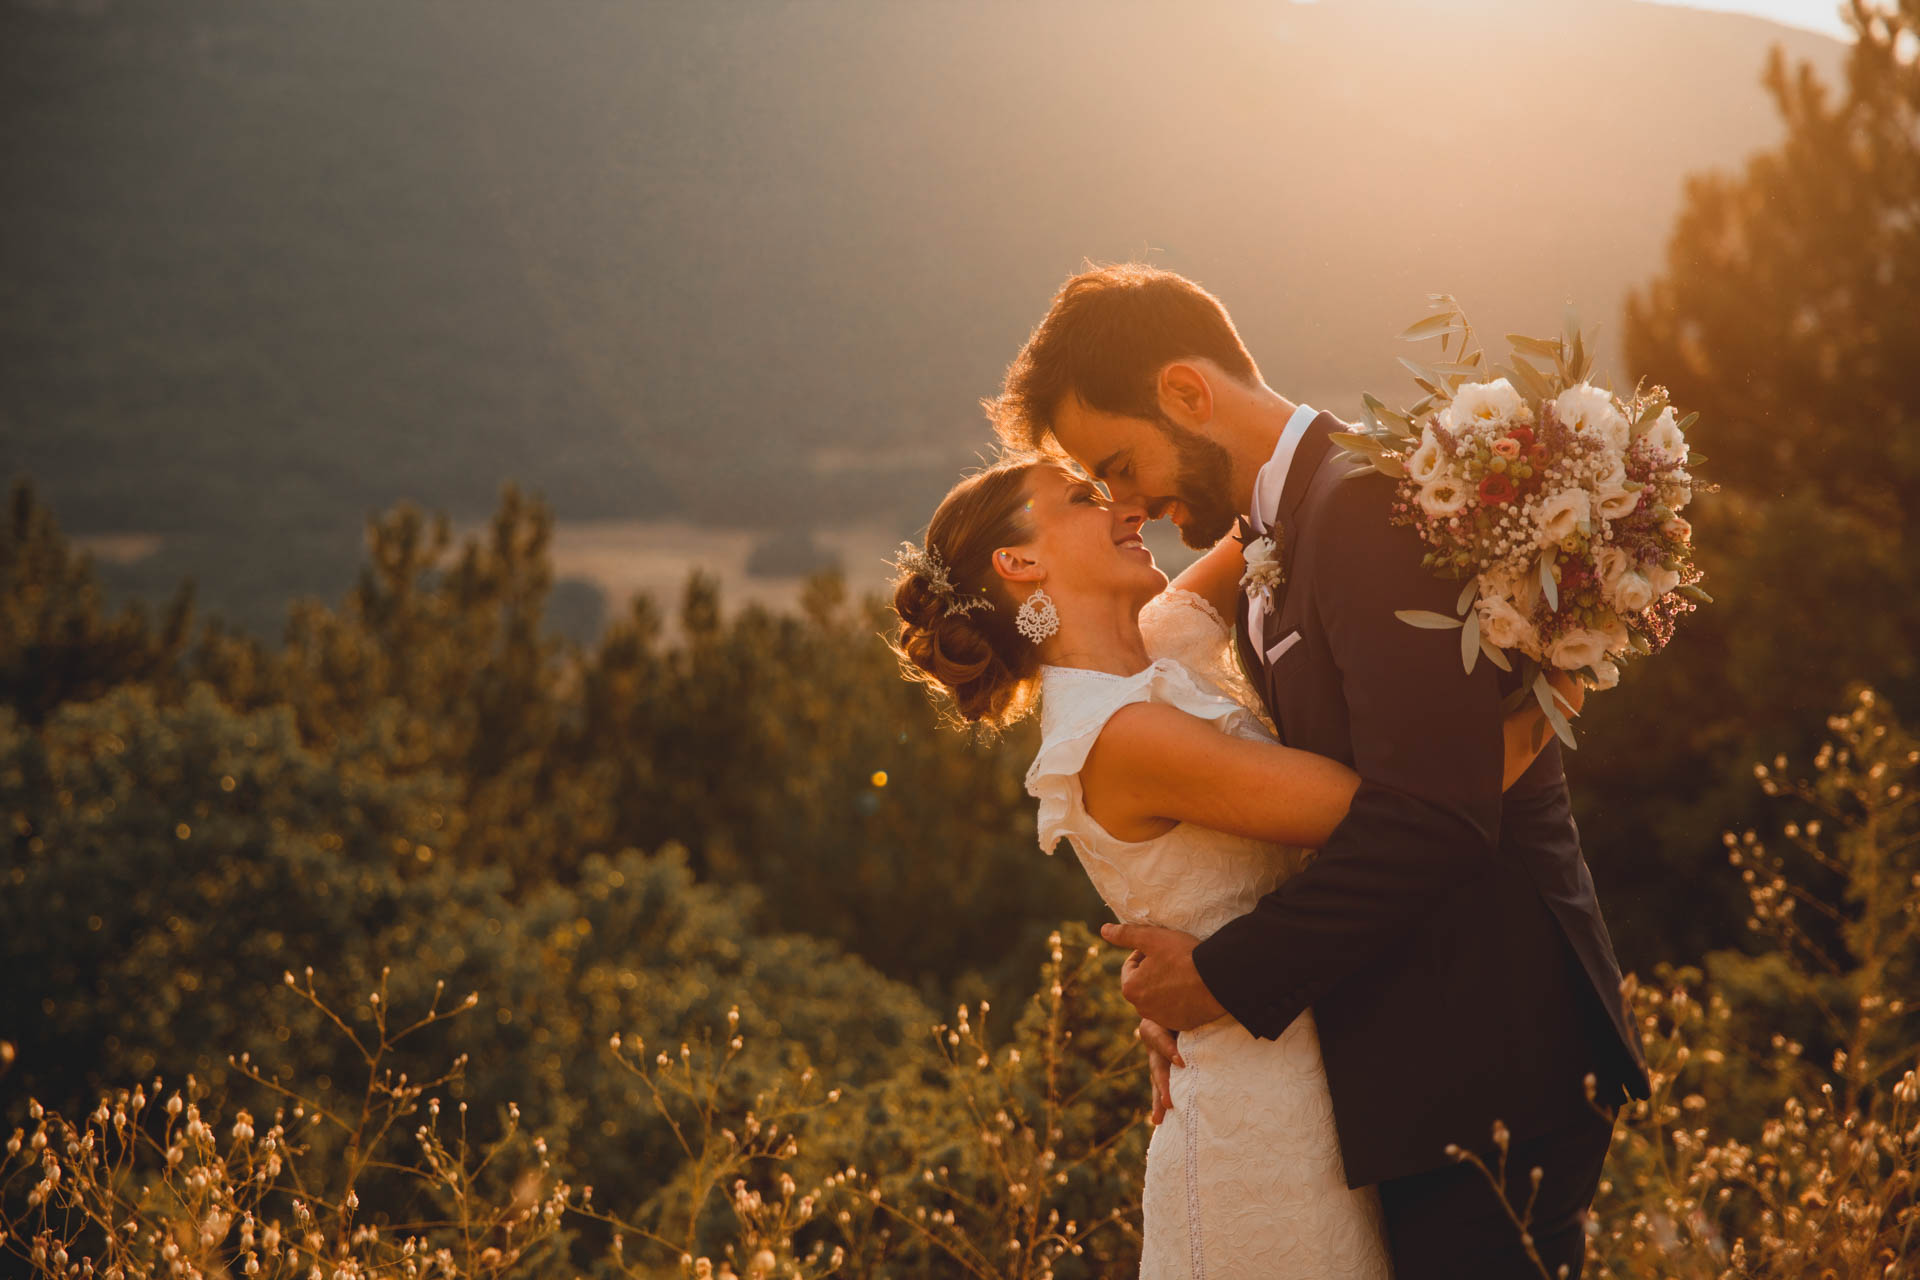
[{"x1": 1264, "y1": 629, "x2": 1303, "y2": 666}]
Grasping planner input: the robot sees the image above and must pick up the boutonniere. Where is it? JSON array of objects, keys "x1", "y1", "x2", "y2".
[{"x1": 1241, "y1": 530, "x2": 1285, "y2": 602}]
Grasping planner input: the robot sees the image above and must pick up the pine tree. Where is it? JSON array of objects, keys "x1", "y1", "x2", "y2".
[
  {"x1": 1578, "y1": 0, "x2": 1920, "y2": 962},
  {"x1": 0, "y1": 477, "x2": 193, "y2": 724},
  {"x1": 1623, "y1": 0, "x2": 1920, "y2": 729}
]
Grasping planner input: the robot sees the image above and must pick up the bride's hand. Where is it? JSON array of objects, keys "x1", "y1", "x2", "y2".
[
  {"x1": 1501, "y1": 668, "x2": 1594, "y2": 789},
  {"x1": 1546, "y1": 668, "x2": 1586, "y2": 718}
]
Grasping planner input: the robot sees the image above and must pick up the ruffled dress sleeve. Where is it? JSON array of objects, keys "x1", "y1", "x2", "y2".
[{"x1": 1025, "y1": 658, "x2": 1264, "y2": 855}]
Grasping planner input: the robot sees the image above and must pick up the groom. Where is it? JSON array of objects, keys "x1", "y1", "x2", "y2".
[{"x1": 990, "y1": 264, "x2": 1651, "y2": 1278}]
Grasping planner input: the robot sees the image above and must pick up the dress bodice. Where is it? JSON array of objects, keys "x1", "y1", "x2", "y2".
[{"x1": 1026, "y1": 588, "x2": 1310, "y2": 939}]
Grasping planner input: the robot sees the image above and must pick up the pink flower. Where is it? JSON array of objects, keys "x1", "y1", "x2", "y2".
[{"x1": 1492, "y1": 438, "x2": 1522, "y2": 460}]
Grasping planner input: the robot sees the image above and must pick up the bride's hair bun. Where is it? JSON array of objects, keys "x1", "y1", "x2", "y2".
[{"x1": 892, "y1": 459, "x2": 1050, "y2": 729}]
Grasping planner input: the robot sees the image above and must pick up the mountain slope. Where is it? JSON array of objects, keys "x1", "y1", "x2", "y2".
[{"x1": 1, "y1": 0, "x2": 1842, "y2": 560}]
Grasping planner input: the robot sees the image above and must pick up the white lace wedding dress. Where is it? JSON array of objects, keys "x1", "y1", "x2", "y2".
[{"x1": 1025, "y1": 589, "x2": 1392, "y2": 1279}]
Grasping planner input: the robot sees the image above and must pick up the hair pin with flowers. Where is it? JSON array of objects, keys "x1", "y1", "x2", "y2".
[{"x1": 892, "y1": 540, "x2": 996, "y2": 619}]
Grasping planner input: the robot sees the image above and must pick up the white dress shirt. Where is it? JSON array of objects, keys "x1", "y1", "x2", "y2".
[{"x1": 1249, "y1": 402, "x2": 1320, "y2": 536}]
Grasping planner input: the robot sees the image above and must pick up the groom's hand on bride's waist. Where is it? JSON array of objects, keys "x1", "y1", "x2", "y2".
[
  {"x1": 1101, "y1": 922, "x2": 1225, "y2": 1032},
  {"x1": 1138, "y1": 1017, "x2": 1182, "y2": 1125}
]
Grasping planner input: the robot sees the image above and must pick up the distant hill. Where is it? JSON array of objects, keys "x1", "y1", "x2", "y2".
[{"x1": 0, "y1": 0, "x2": 1843, "y2": 633}]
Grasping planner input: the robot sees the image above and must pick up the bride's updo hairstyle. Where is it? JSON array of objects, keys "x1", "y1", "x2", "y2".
[{"x1": 892, "y1": 457, "x2": 1051, "y2": 730}]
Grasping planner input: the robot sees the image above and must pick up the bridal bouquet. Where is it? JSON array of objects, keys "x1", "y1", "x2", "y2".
[{"x1": 1333, "y1": 297, "x2": 1711, "y2": 746}]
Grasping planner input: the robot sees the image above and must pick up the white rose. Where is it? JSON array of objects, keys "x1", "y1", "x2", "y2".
[
  {"x1": 1645, "y1": 565, "x2": 1682, "y2": 598},
  {"x1": 1593, "y1": 452, "x2": 1628, "y2": 491},
  {"x1": 1593, "y1": 547, "x2": 1632, "y2": 597},
  {"x1": 1480, "y1": 563, "x2": 1540, "y2": 616},
  {"x1": 1554, "y1": 383, "x2": 1630, "y2": 451},
  {"x1": 1548, "y1": 627, "x2": 1612, "y2": 671},
  {"x1": 1596, "y1": 483, "x2": 1641, "y2": 521},
  {"x1": 1443, "y1": 379, "x2": 1527, "y2": 433},
  {"x1": 1612, "y1": 570, "x2": 1655, "y2": 613},
  {"x1": 1644, "y1": 407, "x2": 1689, "y2": 461},
  {"x1": 1590, "y1": 659, "x2": 1621, "y2": 690},
  {"x1": 1534, "y1": 488, "x2": 1591, "y2": 546},
  {"x1": 1417, "y1": 474, "x2": 1471, "y2": 518},
  {"x1": 1664, "y1": 470, "x2": 1694, "y2": 509},
  {"x1": 1407, "y1": 427, "x2": 1446, "y2": 485},
  {"x1": 1476, "y1": 594, "x2": 1537, "y2": 651},
  {"x1": 1240, "y1": 535, "x2": 1283, "y2": 595},
  {"x1": 1602, "y1": 616, "x2": 1632, "y2": 656},
  {"x1": 1590, "y1": 453, "x2": 1639, "y2": 519}
]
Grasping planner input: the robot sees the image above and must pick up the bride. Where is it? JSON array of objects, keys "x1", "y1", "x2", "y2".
[{"x1": 891, "y1": 456, "x2": 1582, "y2": 1279}]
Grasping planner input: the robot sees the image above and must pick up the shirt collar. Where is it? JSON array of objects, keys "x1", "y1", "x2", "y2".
[{"x1": 1248, "y1": 403, "x2": 1319, "y2": 535}]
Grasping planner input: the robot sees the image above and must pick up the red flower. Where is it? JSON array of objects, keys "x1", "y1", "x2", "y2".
[
  {"x1": 1507, "y1": 426, "x2": 1536, "y2": 447},
  {"x1": 1478, "y1": 473, "x2": 1517, "y2": 505}
]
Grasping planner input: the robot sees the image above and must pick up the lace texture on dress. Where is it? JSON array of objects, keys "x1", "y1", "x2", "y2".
[{"x1": 1136, "y1": 588, "x2": 1272, "y2": 731}]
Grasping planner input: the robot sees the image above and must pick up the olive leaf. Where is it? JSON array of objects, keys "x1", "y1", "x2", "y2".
[
  {"x1": 1330, "y1": 431, "x2": 1391, "y2": 456},
  {"x1": 1533, "y1": 670, "x2": 1578, "y2": 749},
  {"x1": 1400, "y1": 312, "x2": 1459, "y2": 342},
  {"x1": 1502, "y1": 358, "x2": 1553, "y2": 403},
  {"x1": 1397, "y1": 357, "x2": 1443, "y2": 397},
  {"x1": 1396, "y1": 610, "x2": 1465, "y2": 630},
  {"x1": 1507, "y1": 333, "x2": 1561, "y2": 360}
]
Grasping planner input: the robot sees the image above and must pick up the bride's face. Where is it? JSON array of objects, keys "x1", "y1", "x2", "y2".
[{"x1": 1009, "y1": 464, "x2": 1167, "y2": 608}]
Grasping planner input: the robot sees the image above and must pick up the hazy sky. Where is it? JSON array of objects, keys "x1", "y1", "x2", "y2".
[{"x1": 1643, "y1": 0, "x2": 1853, "y2": 37}]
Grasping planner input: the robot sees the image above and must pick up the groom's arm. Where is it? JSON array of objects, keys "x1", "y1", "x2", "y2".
[{"x1": 1190, "y1": 471, "x2": 1508, "y2": 1040}]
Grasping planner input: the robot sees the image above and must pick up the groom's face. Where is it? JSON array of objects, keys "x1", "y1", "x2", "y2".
[{"x1": 1051, "y1": 398, "x2": 1239, "y2": 550}]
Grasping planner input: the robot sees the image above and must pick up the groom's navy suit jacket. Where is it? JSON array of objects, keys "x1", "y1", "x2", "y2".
[{"x1": 1191, "y1": 411, "x2": 1652, "y2": 1190}]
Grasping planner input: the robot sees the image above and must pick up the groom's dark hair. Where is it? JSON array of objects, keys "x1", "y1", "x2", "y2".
[{"x1": 989, "y1": 263, "x2": 1260, "y2": 452}]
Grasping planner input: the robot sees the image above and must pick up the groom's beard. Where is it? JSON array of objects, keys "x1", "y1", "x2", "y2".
[{"x1": 1155, "y1": 418, "x2": 1239, "y2": 550}]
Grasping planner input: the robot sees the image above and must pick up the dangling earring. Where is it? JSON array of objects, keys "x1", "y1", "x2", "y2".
[{"x1": 1015, "y1": 587, "x2": 1060, "y2": 643}]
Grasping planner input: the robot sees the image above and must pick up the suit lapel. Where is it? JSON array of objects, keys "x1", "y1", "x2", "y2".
[
  {"x1": 1256, "y1": 412, "x2": 1343, "y2": 641},
  {"x1": 1246, "y1": 412, "x2": 1349, "y2": 740},
  {"x1": 1275, "y1": 412, "x2": 1344, "y2": 565}
]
